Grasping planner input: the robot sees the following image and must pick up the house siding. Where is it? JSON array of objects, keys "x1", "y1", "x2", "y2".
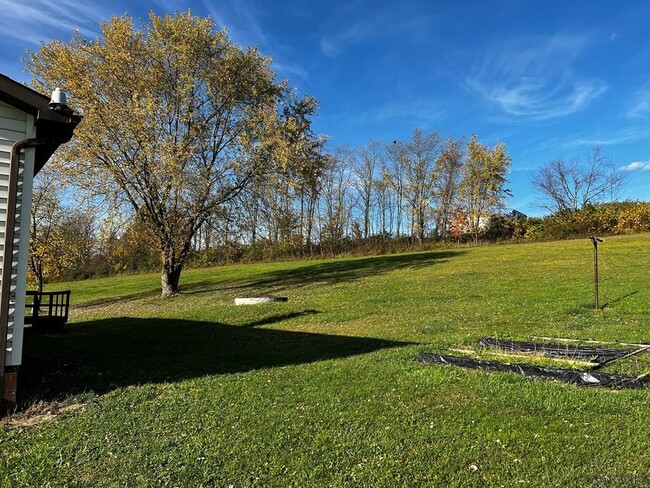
[{"x1": 0, "y1": 99, "x2": 35, "y2": 367}]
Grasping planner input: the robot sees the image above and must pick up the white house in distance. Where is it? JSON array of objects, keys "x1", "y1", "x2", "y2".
[{"x1": 0, "y1": 73, "x2": 81, "y2": 408}]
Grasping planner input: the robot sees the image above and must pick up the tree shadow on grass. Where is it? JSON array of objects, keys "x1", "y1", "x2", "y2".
[
  {"x1": 73, "y1": 251, "x2": 464, "y2": 308},
  {"x1": 184, "y1": 250, "x2": 465, "y2": 295},
  {"x1": 74, "y1": 288, "x2": 161, "y2": 309},
  {"x1": 18, "y1": 313, "x2": 414, "y2": 407},
  {"x1": 243, "y1": 310, "x2": 320, "y2": 328}
]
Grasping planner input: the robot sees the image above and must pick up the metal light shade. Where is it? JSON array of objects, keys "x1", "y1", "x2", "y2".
[{"x1": 49, "y1": 87, "x2": 67, "y2": 109}]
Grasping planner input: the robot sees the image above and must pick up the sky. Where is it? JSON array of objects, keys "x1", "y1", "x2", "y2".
[{"x1": 1, "y1": 0, "x2": 649, "y2": 216}]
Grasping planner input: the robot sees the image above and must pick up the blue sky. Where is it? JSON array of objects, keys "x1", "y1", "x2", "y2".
[{"x1": 1, "y1": 0, "x2": 649, "y2": 215}]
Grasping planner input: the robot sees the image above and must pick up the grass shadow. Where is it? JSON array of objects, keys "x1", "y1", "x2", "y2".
[
  {"x1": 184, "y1": 250, "x2": 464, "y2": 295},
  {"x1": 243, "y1": 310, "x2": 319, "y2": 328},
  {"x1": 74, "y1": 288, "x2": 161, "y2": 309},
  {"x1": 601, "y1": 291, "x2": 639, "y2": 309},
  {"x1": 18, "y1": 314, "x2": 413, "y2": 407}
]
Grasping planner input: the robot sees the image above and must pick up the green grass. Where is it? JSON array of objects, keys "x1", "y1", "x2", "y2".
[{"x1": 2, "y1": 234, "x2": 650, "y2": 487}]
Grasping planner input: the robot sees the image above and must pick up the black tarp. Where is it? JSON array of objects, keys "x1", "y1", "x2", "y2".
[{"x1": 417, "y1": 352, "x2": 650, "y2": 389}]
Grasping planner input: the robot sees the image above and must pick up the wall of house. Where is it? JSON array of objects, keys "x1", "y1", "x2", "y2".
[{"x1": 0, "y1": 99, "x2": 35, "y2": 367}]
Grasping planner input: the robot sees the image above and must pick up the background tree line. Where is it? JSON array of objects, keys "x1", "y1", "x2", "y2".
[
  {"x1": 28, "y1": 126, "x2": 649, "y2": 289},
  {"x1": 29, "y1": 127, "x2": 516, "y2": 285}
]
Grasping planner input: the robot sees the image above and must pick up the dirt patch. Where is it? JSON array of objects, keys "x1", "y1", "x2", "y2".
[{"x1": 2, "y1": 401, "x2": 86, "y2": 428}]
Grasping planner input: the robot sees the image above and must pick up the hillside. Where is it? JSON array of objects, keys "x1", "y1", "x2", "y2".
[{"x1": 2, "y1": 234, "x2": 649, "y2": 486}]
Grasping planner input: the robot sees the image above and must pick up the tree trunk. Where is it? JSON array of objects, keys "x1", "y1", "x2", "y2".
[
  {"x1": 36, "y1": 272, "x2": 44, "y2": 294},
  {"x1": 161, "y1": 263, "x2": 182, "y2": 297},
  {"x1": 29, "y1": 257, "x2": 44, "y2": 293}
]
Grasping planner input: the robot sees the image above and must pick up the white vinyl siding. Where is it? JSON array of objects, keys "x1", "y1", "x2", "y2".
[{"x1": 0, "y1": 99, "x2": 35, "y2": 367}]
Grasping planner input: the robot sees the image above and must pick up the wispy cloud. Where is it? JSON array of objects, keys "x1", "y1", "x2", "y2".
[
  {"x1": 203, "y1": 0, "x2": 307, "y2": 82},
  {"x1": 203, "y1": 0, "x2": 267, "y2": 47},
  {"x1": 627, "y1": 88, "x2": 650, "y2": 118},
  {"x1": 561, "y1": 127, "x2": 650, "y2": 148},
  {"x1": 320, "y1": 19, "x2": 379, "y2": 58},
  {"x1": 152, "y1": 0, "x2": 191, "y2": 12},
  {"x1": 369, "y1": 99, "x2": 444, "y2": 123},
  {"x1": 622, "y1": 161, "x2": 650, "y2": 171},
  {"x1": 0, "y1": 0, "x2": 106, "y2": 44},
  {"x1": 337, "y1": 98, "x2": 444, "y2": 128},
  {"x1": 466, "y1": 34, "x2": 606, "y2": 120},
  {"x1": 319, "y1": 9, "x2": 430, "y2": 57},
  {"x1": 467, "y1": 77, "x2": 606, "y2": 120},
  {"x1": 271, "y1": 61, "x2": 308, "y2": 82}
]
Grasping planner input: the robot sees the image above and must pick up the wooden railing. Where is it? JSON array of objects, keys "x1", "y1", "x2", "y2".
[{"x1": 24, "y1": 290, "x2": 71, "y2": 331}]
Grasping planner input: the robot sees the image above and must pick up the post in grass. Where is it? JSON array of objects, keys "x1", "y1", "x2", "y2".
[{"x1": 589, "y1": 236, "x2": 604, "y2": 310}]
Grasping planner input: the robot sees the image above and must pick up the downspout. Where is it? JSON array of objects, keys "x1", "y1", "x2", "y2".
[{"x1": 0, "y1": 138, "x2": 53, "y2": 405}]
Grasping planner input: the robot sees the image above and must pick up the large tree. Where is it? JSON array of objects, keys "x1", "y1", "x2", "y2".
[
  {"x1": 28, "y1": 12, "x2": 315, "y2": 296},
  {"x1": 531, "y1": 145, "x2": 627, "y2": 213}
]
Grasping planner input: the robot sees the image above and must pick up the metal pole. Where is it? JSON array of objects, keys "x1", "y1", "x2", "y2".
[{"x1": 589, "y1": 236, "x2": 603, "y2": 310}]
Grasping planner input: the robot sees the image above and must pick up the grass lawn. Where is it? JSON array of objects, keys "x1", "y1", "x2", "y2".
[{"x1": 2, "y1": 234, "x2": 650, "y2": 487}]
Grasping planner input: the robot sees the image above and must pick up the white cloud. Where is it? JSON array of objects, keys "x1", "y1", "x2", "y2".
[
  {"x1": 467, "y1": 77, "x2": 606, "y2": 120},
  {"x1": 319, "y1": 19, "x2": 377, "y2": 57},
  {"x1": 272, "y1": 60, "x2": 308, "y2": 82},
  {"x1": 622, "y1": 161, "x2": 650, "y2": 171},
  {"x1": 466, "y1": 34, "x2": 606, "y2": 120}
]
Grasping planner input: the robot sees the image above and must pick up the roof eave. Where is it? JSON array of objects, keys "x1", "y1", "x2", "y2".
[{"x1": 0, "y1": 73, "x2": 82, "y2": 175}]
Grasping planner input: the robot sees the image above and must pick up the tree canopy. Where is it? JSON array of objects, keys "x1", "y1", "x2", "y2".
[{"x1": 460, "y1": 135, "x2": 511, "y2": 239}]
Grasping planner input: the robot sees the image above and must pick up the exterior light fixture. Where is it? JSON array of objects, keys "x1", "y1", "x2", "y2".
[{"x1": 49, "y1": 88, "x2": 70, "y2": 114}]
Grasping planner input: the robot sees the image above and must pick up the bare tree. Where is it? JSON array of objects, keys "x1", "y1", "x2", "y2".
[
  {"x1": 375, "y1": 158, "x2": 395, "y2": 236},
  {"x1": 385, "y1": 141, "x2": 408, "y2": 238},
  {"x1": 532, "y1": 146, "x2": 627, "y2": 213},
  {"x1": 319, "y1": 147, "x2": 356, "y2": 246},
  {"x1": 401, "y1": 129, "x2": 441, "y2": 242},
  {"x1": 352, "y1": 141, "x2": 384, "y2": 239},
  {"x1": 433, "y1": 137, "x2": 464, "y2": 238}
]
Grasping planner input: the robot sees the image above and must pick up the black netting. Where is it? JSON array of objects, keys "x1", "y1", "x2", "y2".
[{"x1": 478, "y1": 337, "x2": 636, "y2": 364}]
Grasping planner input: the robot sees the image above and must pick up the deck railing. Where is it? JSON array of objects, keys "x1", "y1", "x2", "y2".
[{"x1": 24, "y1": 290, "x2": 71, "y2": 331}]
